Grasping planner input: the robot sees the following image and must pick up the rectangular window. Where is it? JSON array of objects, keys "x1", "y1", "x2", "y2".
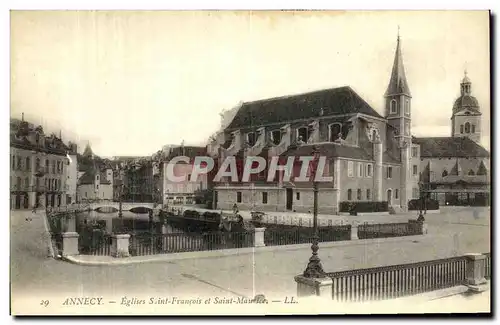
[
  {"x1": 17, "y1": 157, "x2": 22, "y2": 170},
  {"x1": 366, "y1": 164, "x2": 373, "y2": 177},
  {"x1": 262, "y1": 192, "x2": 268, "y2": 204},
  {"x1": 237, "y1": 191, "x2": 242, "y2": 203},
  {"x1": 247, "y1": 132, "x2": 256, "y2": 147},
  {"x1": 357, "y1": 163, "x2": 363, "y2": 177},
  {"x1": 395, "y1": 189, "x2": 399, "y2": 199},
  {"x1": 347, "y1": 161, "x2": 353, "y2": 177},
  {"x1": 296, "y1": 192, "x2": 300, "y2": 200},
  {"x1": 413, "y1": 165, "x2": 418, "y2": 176},
  {"x1": 357, "y1": 189, "x2": 362, "y2": 200},
  {"x1": 347, "y1": 189, "x2": 352, "y2": 201},
  {"x1": 387, "y1": 166, "x2": 393, "y2": 179},
  {"x1": 411, "y1": 147, "x2": 418, "y2": 158},
  {"x1": 366, "y1": 189, "x2": 371, "y2": 200},
  {"x1": 297, "y1": 127, "x2": 309, "y2": 143}
]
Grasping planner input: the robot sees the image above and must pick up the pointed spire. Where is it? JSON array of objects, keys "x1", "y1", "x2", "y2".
[
  {"x1": 21, "y1": 112, "x2": 24, "y2": 121},
  {"x1": 385, "y1": 30, "x2": 411, "y2": 97}
]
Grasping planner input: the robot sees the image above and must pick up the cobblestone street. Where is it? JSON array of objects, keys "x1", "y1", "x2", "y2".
[{"x1": 10, "y1": 207, "x2": 490, "y2": 313}]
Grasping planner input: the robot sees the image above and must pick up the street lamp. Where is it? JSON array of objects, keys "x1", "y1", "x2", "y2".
[{"x1": 303, "y1": 145, "x2": 325, "y2": 278}]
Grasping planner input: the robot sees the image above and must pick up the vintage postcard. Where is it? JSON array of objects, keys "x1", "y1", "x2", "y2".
[{"x1": 9, "y1": 10, "x2": 491, "y2": 316}]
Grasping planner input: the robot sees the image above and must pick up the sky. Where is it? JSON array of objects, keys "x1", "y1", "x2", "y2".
[{"x1": 10, "y1": 10, "x2": 490, "y2": 156}]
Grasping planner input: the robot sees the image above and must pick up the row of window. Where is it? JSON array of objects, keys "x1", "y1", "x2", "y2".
[
  {"x1": 460, "y1": 122, "x2": 476, "y2": 134},
  {"x1": 441, "y1": 167, "x2": 487, "y2": 177},
  {"x1": 347, "y1": 161, "x2": 373, "y2": 178},
  {"x1": 10, "y1": 155, "x2": 64, "y2": 175},
  {"x1": 236, "y1": 191, "x2": 269, "y2": 204},
  {"x1": 246, "y1": 122, "x2": 347, "y2": 147},
  {"x1": 11, "y1": 176, "x2": 62, "y2": 191},
  {"x1": 346, "y1": 188, "x2": 400, "y2": 201},
  {"x1": 389, "y1": 99, "x2": 411, "y2": 115}
]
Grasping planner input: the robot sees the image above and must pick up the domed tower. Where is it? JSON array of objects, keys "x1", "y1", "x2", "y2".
[{"x1": 451, "y1": 70, "x2": 482, "y2": 144}]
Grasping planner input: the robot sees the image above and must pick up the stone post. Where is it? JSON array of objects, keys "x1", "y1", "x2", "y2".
[
  {"x1": 464, "y1": 253, "x2": 488, "y2": 292},
  {"x1": 62, "y1": 232, "x2": 79, "y2": 256},
  {"x1": 350, "y1": 225, "x2": 358, "y2": 240},
  {"x1": 111, "y1": 234, "x2": 131, "y2": 258},
  {"x1": 254, "y1": 228, "x2": 266, "y2": 247},
  {"x1": 294, "y1": 275, "x2": 333, "y2": 298}
]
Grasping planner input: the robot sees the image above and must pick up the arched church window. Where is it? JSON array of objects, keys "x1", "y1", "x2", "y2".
[
  {"x1": 468, "y1": 169, "x2": 475, "y2": 176},
  {"x1": 460, "y1": 125, "x2": 464, "y2": 134},
  {"x1": 471, "y1": 124, "x2": 475, "y2": 133},
  {"x1": 372, "y1": 130, "x2": 377, "y2": 141},
  {"x1": 465, "y1": 122, "x2": 471, "y2": 133},
  {"x1": 328, "y1": 123, "x2": 342, "y2": 142},
  {"x1": 405, "y1": 99, "x2": 410, "y2": 114},
  {"x1": 390, "y1": 99, "x2": 397, "y2": 114},
  {"x1": 442, "y1": 170, "x2": 448, "y2": 177}
]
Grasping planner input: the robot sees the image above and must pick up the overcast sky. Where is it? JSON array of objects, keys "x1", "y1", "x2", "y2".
[{"x1": 11, "y1": 10, "x2": 490, "y2": 156}]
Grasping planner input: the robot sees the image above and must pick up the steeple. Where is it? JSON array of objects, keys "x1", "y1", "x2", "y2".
[
  {"x1": 83, "y1": 141, "x2": 94, "y2": 159},
  {"x1": 385, "y1": 31, "x2": 411, "y2": 97}
]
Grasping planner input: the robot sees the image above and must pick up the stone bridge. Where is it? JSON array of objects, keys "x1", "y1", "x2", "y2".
[{"x1": 48, "y1": 201, "x2": 159, "y2": 215}]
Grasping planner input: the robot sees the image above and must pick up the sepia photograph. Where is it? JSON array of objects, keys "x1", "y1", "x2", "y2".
[{"x1": 9, "y1": 9, "x2": 491, "y2": 316}]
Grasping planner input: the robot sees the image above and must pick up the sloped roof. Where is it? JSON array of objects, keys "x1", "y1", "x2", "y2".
[
  {"x1": 413, "y1": 137, "x2": 489, "y2": 158},
  {"x1": 78, "y1": 170, "x2": 111, "y2": 185},
  {"x1": 226, "y1": 86, "x2": 383, "y2": 130}
]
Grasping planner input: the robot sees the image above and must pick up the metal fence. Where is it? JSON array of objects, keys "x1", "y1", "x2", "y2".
[
  {"x1": 78, "y1": 232, "x2": 112, "y2": 256},
  {"x1": 129, "y1": 231, "x2": 255, "y2": 256},
  {"x1": 358, "y1": 222, "x2": 421, "y2": 240},
  {"x1": 264, "y1": 225, "x2": 351, "y2": 247},
  {"x1": 327, "y1": 256, "x2": 469, "y2": 302}
]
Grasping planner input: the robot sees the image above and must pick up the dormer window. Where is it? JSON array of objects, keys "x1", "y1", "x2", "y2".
[
  {"x1": 390, "y1": 99, "x2": 398, "y2": 114},
  {"x1": 297, "y1": 127, "x2": 309, "y2": 143},
  {"x1": 468, "y1": 169, "x2": 475, "y2": 176},
  {"x1": 442, "y1": 169, "x2": 448, "y2": 177},
  {"x1": 270, "y1": 130, "x2": 282, "y2": 145},
  {"x1": 328, "y1": 123, "x2": 342, "y2": 142},
  {"x1": 246, "y1": 132, "x2": 256, "y2": 147}
]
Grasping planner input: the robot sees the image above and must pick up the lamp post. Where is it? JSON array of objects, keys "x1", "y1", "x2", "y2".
[{"x1": 303, "y1": 145, "x2": 325, "y2": 278}]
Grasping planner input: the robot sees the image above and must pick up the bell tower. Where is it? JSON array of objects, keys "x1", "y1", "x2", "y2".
[
  {"x1": 384, "y1": 29, "x2": 412, "y2": 212},
  {"x1": 384, "y1": 30, "x2": 412, "y2": 144}
]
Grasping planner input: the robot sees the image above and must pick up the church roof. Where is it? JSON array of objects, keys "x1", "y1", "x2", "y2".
[
  {"x1": 453, "y1": 95, "x2": 480, "y2": 113},
  {"x1": 412, "y1": 136, "x2": 489, "y2": 158},
  {"x1": 226, "y1": 86, "x2": 383, "y2": 130},
  {"x1": 385, "y1": 36, "x2": 411, "y2": 97}
]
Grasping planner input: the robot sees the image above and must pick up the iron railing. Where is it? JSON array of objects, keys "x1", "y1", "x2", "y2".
[
  {"x1": 128, "y1": 231, "x2": 255, "y2": 256},
  {"x1": 327, "y1": 256, "x2": 470, "y2": 302},
  {"x1": 264, "y1": 225, "x2": 351, "y2": 246},
  {"x1": 78, "y1": 232, "x2": 112, "y2": 256},
  {"x1": 358, "y1": 222, "x2": 421, "y2": 240}
]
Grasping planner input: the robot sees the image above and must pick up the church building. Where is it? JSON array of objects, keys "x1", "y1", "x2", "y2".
[{"x1": 208, "y1": 34, "x2": 421, "y2": 214}]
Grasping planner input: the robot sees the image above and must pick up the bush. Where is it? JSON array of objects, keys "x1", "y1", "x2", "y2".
[
  {"x1": 408, "y1": 198, "x2": 439, "y2": 211},
  {"x1": 339, "y1": 201, "x2": 389, "y2": 213}
]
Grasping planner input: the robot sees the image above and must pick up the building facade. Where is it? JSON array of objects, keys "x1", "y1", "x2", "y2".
[
  {"x1": 209, "y1": 35, "x2": 420, "y2": 214},
  {"x1": 162, "y1": 146, "x2": 208, "y2": 206},
  {"x1": 414, "y1": 73, "x2": 490, "y2": 206},
  {"x1": 76, "y1": 168, "x2": 113, "y2": 202},
  {"x1": 10, "y1": 117, "x2": 76, "y2": 209}
]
